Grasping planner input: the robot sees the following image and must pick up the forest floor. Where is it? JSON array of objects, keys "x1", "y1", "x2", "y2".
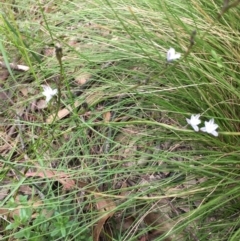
[{"x1": 0, "y1": 0, "x2": 240, "y2": 240}]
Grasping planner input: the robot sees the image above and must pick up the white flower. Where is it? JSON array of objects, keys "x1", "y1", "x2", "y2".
[
  {"x1": 186, "y1": 114, "x2": 201, "y2": 132},
  {"x1": 200, "y1": 118, "x2": 219, "y2": 137},
  {"x1": 41, "y1": 85, "x2": 58, "y2": 103},
  {"x1": 167, "y1": 47, "x2": 181, "y2": 62}
]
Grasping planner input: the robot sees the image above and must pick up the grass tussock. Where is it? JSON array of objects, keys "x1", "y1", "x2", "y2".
[{"x1": 0, "y1": 0, "x2": 240, "y2": 240}]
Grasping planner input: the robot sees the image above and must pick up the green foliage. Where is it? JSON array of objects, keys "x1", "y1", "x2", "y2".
[
  {"x1": 4, "y1": 196, "x2": 92, "y2": 241},
  {"x1": 1, "y1": 0, "x2": 240, "y2": 240}
]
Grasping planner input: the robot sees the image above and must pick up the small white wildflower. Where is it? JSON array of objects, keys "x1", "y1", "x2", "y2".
[
  {"x1": 186, "y1": 114, "x2": 201, "y2": 132},
  {"x1": 200, "y1": 118, "x2": 219, "y2": 137},
  {"x1": 41, "y1": 85, "x2": 58, "y2": 103},
  {"x1": 167, "y1": 47, "x2": 181, "y2": 62}
]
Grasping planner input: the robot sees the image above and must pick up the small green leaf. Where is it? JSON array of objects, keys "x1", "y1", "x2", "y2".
[
  {"x1": 61, "y1": 226, "x2": 66, "y2": 237},
  {"x1": 51, "y1": 228, "x2": 60, "y2": 237},
  {"x1": 19, "y1": 195, "x2": 28, "y2": 204},
  {"x1": 5, "y1": 222, "x2": 17, "y2": 230},
  {"x1": 14, "y1": 229, "x2": 26, "y2": 239}
]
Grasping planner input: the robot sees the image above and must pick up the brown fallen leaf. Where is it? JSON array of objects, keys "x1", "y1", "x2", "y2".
[
  {"x1": 46, "y1": 90, "x2": 104, "y2": 123},
  {"x1": 144, "y1": 212, "x2": 184, "y2": 241},
  {"x1": 93, "y1": 194, "x2": 116, "y2": 241},
  {"x1": 20, "y1": 87, "x2": 29, "y2": 97},
  {"x1": 25, "y1": 169, "x2": 75, "y2": 190},
  {"x1": 103, "y1": 111, "x2": 111, "y2": 122},
  {"x1": 36, "y1": 99, "x2": 47, "y2": 109},
  {"x1": 0, "y1": 69, "x2": 9, "y2": 81},
  {"x1": 41, "y1": 47, "x2": 55, "y2": 57},
  {"x1": 75, "y1": 181, "x2": 116, "y2": 241},
  {"x1": 0, "y1": 86, "x2": 12, "y2": 102},
  {"x1": 0, "y1": 185, "x2": 9, "y2": 201},
  {"x1": 0, "y1": 131, "x2": 19, "y2": 154},
  {"x1": 75, "y1": 73, "x2": 92, "y2": 85},
  {"x1": 139, "y1": 235, "x2": 148, "y2": 241}
]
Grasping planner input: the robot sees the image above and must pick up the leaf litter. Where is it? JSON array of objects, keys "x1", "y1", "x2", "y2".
[{"x1": 1, "y1": 1, "x2": 235, "y2": 241}]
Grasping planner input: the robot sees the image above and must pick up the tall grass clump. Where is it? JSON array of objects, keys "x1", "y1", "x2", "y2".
[{"x1": 0, "y1": 0, "x2": 240, "y2": 240}]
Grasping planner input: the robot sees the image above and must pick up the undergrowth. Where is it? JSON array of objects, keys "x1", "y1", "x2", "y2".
[{"x1": 0, "y1": 0, "x2": 240, "y2": 240}]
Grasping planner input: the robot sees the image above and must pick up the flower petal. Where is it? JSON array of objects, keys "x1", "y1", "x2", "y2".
[
  {"x1": 192, "y1": 125, "x2": 199, "y2": 132},
  {"x1": 200, "y1": 127, "x2": 207, "y2": 132},
  {"x1": 211, "y1": 131, "x2": 218, "y2": 137},
  {"x1": 167, "y1": 48, "x2": 175, "y2": 61},
  {"x1": 45, "y1": 96, "x2": 51, "y2": 103},
  {"x1": 52, "y1": 89, "x2": 58, "y2": 95},
  {"x1": 172, "y1": 53, "x2": 181, "y2": 60},
  {"x1": 167, "y1": 48, "x2": 181, "y2": 62},
  {"x1": 41, "y1": 85, "x2": 58, "y2": 104},
  {"x1": 186, "y1": 118, "x2": 191, "y2": 125}
]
